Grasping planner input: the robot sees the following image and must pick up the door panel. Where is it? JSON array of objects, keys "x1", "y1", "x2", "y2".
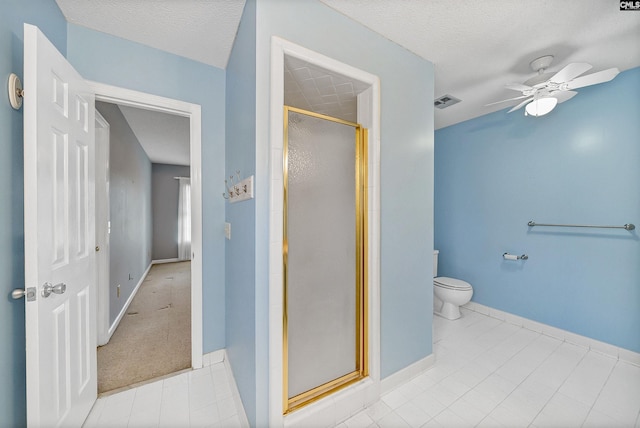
[
  {"x1": 283, "y1": 106, "x2": 368, "y2": 413},
  {"x1": 52, "y1": 302, "x2": 70, "y2": 420},
  {"x1": 286, "y1": 110, "x2": 357, "y2": 397},
  {"x1": 24, "y1": 23, "x2": 97, "y2": 427}
]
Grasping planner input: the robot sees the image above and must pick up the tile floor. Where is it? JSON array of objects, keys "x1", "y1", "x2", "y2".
[
  {"x1": 83, "y1": 361, "x2": 246, "y2": 427},
  {"x1": 85, "y1": 307, "x2": 640, "y2": 427},
  {"x1": 340, "y1": 308, "x2": 640, "y2": 428}
]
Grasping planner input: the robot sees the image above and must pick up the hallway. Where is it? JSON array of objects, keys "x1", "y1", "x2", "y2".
[{"x1": 98, "y1": 262, "x2": 191, "y2": 393}]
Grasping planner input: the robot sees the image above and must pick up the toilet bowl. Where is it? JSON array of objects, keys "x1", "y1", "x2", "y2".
[
  {"x1": 434, "y1": 277, "x2": 473, "y2": 320},
  {"x1": 433, "y1": 250, "x2": 473, "y2": 320}
]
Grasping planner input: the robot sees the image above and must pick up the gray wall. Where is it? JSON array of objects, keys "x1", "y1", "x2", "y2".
[
  {"x1": 96, "y1": 102, "x2": 153, "y2": 325},
  {"x1": 152, "y1": 163, "x2": 190, "y2": 260}
]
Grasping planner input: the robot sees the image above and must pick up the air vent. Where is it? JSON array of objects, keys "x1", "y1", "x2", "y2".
[{"x1": 434, "y1": 94, "x2": 461, "y2": 109}]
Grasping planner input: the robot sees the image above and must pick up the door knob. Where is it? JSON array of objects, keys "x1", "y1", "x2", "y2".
[{"x1": 42, "y1": 282, "x2": 66, "y2": 298}]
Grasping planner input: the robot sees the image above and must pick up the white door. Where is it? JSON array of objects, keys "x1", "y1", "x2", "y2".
[{"x1": 23, "y1": 23, "x2": 97, "y2": 427}]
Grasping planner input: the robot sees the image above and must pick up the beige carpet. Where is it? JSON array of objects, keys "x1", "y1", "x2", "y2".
[{"x1": 98, "y1": 261, "x2": 191, "y2": 394}]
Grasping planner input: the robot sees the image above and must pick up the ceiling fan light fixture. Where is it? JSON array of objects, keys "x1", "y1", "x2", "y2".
[{"x1": 525, "y1": 97, "x2": 557, "y2": 117}]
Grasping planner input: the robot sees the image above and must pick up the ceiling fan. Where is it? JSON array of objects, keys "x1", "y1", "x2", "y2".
[{"x1": 487, "y1": 55, "x2": 620, "y2": 117}]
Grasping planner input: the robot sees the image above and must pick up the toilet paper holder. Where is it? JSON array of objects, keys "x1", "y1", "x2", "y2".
[{"x1": 503, "y1": 252, "x2": 528, "y2": 260}]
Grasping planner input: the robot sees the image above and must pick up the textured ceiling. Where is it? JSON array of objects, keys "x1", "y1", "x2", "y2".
[
  {"x1": 56, "y1": 0, "x2": 640, "y2": 131},
  {"x1": 118, "y1": 105, "x2": 190, "y2": 166},
  {"x1": 320, "y1": 0, "x2": 640, "y2": 129}
]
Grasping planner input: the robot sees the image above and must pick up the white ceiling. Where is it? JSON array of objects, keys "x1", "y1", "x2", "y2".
[
  {"x1": 57, "y1": 0, "x2": 640, "y2": 131},
  {"x1": 320, "y1": 0, "x2": 640, "y2": 129}
]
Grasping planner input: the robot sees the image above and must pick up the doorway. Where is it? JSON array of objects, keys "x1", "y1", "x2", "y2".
[
  {"x1": 89, "y1": 81, "x2": 204, "y2": 379},
  {"x1": 22, "y1": 24, "x2": 204, "y2": 425},
  {"x1": 94, "y1": 100, "x2": 193, "y2": 393},
  {"x1": 268, "y1": 37, "x2": 382, "y2": 426}
]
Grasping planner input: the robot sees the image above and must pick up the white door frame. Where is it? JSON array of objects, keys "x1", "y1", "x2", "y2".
[
  {"x1": 268, "y1": 37, "x2": 381, "y2": 426},
  {"x1": 87, "y1": 81, "x2": 203, "y2": 369},
  {"x1": 95, "y1": 110, "x2": 110, "y2": 346}
]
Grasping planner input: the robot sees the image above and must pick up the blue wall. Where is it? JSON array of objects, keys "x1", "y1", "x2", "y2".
[
  {"x1": 256, "y1": 0, "x2": 435, "y2": 374},
  {"x1": 0, "y1": 2, "x2": 68, "y2": 426},
  {"x1": 67, "y1": 24, "x2": 227, "y2": 353},
  {"x1": 227, "y1": 0, "x2": 433, "y2": 426},
  {"x1": 224, "y1": 0, "x2": 258, "y2": 426},
  {"x1": 435, "y1": 67, "x2": 640, "y2": 353}
]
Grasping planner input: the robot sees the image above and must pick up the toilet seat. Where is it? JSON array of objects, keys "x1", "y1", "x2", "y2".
[{"x1": 434, "y1": 276, "x2": 472, "y2": 291}]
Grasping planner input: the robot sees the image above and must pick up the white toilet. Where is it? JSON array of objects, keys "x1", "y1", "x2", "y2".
[{"x1": 433, "y1": 250, "x2": 473, "y2": 320}]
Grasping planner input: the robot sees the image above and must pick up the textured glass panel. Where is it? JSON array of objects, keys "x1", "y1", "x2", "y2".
[{"x1": 287, "y1": 111, "x2": 357, "y2": 398}]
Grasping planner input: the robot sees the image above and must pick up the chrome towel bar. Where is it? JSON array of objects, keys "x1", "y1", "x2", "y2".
[{"x1": 528, "y1": 221, "x2": 635, "y2": 231}]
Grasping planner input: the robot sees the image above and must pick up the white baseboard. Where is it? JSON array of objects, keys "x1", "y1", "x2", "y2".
[
  {"x1": 202, "y1": 349, "x2": 225, "y2": 367},
  {"x1": 107, "y1": 262, "x2": 152, "y2": 340},
  {"x1": 152, "y1": 258, "x2": 180, "y2": 265},
  {"x1": 381, "y1": 354, "x2": 436, "y2": 394},
  {"x1": 464, "y1": 301, "x2": 640, "y2": 367}
]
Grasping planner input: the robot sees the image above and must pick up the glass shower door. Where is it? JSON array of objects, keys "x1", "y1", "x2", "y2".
[{"x1": 283, "y1": 106, "x2": 368, "y2": 413}]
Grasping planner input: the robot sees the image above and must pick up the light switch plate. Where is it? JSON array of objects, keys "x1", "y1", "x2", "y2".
[{"x1": 225, "y1": 222, "x2": 231, "y2": 240}]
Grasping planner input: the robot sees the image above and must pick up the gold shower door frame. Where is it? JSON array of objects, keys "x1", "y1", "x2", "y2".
[{"x1": 283, "y1": 106, "x2": 369, "y2": 414}]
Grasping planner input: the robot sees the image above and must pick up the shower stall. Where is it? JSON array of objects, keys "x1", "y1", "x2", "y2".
[{"x1": 283, "y1": 106, "x2": 368, "y2": 413}]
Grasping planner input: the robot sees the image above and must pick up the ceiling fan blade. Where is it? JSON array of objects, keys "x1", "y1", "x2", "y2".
[
  {"x1": 505, "y1": 83, "x2": 533, "y2": 92},
  {"x1": 549, "y1": 62, "x2": 592, "y2": 83},
  {"x1": 550, "y1": 90, "x2": 578, "y2": 104},
  {"x1": 565, "y1": 68, "x2": 620, "y2": 90},
  {"x1": 508, "y1": 97, "x2": 533, "y2": 113},
  {"x1": 485, "y1": 95, "x2": 530, "y2": 106}
]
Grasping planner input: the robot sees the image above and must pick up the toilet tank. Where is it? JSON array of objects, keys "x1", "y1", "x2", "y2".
[{"x1": 433, "y1": 250, "x2": 439, "y2": 278}]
